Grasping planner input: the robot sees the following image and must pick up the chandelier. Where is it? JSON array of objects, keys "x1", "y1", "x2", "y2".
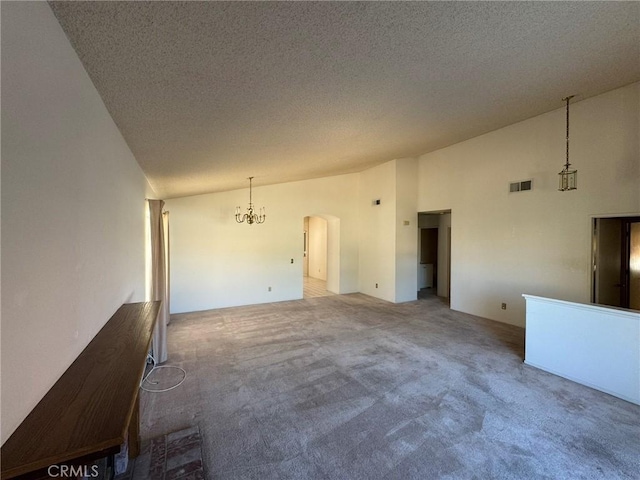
[
  {"x1": 235, "y1": 177, "x2": 265, "y2": 224},
  {"x1": 558, "y1": 95, "x2": 577, "y2": 191}
]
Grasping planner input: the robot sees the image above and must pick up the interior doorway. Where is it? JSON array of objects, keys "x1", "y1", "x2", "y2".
[
  {"x1": 418, "y1": 211, "x2": 452, "y2": 302},
  {"x1": 302, "y1": 215, "x2": 340, "y2": 298},
  {"x1": 419, "y1": 228, "x2": 438, "y2": 291},
  {"x1": 592, "y1": 216, "x2": 640, "y2": 310},
  {"x1": 304, "y1": 216, "x2": 328, "y2": 281}
]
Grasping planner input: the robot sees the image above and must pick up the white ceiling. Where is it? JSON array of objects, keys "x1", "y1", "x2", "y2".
[{"x1": 49, "y1": 1, "x2": 639, "y2": 199}]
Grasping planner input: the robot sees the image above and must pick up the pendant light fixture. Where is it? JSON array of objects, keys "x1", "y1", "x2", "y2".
[
  {"x1": 558, "y1": 95, "x2": 577, "y2": 191},
  {"x1": 235, "y1": 177, "x2": 265, "y2": 224}
]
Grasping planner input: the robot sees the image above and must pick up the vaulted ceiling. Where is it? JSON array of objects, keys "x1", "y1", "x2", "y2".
[{"x1": 49, "y1": 1, "x2": 640, "y2": 198}]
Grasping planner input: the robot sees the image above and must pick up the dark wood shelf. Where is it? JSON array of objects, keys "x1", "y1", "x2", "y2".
[{"x1": 1, "y1": 301, "x2": 161, "y2": 479}]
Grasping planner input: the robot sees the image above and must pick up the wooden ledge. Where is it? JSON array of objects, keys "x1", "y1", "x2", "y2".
[{"x1": 1, "y1": 301, "x2": 161, "y2": 479}]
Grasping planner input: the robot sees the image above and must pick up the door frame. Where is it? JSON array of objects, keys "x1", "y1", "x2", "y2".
[
  {"x1": 591, "y1": 214, "x2": 640, "y2": 308},
  {"x1": 417, "y1": 210, "x2": 452, "y2": 300},
  {"x1": 621, "y1": 217, "x2": 640, "y2": 308}
]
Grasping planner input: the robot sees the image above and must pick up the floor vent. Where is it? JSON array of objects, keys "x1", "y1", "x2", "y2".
[{"x1": 509, "y1": 179, "x2": 532, "y2": 193}]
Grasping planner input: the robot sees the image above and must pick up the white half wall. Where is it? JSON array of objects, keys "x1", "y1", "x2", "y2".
[
  {"x1": 1, "y1": 2, "x2": 153, "y2": 443},
  {"x1": 418, "y1": 83, "x2": 640, "y2": 327},
  {"x1": 165, "y1": 174, "x2": 359, "y2": 313},
  {"x1": 524, "y1": 295, "x2": 640, "y2": 405}
]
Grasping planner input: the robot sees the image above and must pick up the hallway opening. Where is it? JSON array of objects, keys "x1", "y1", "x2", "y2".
[{"x1": 303, "y1": 215, "x2": 340, "y2": 298}]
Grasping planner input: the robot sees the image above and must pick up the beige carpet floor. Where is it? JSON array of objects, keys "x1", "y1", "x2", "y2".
[{"x1": 139, "y1": 293, "x2": 639, "y2": 479}]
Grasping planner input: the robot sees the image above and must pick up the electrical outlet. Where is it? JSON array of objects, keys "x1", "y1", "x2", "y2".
[
  {"x1": 268, "y1": 286, "x2": 272, "y2": 292},
  {"x1": 501, "y1": 303, "x2": 506, "y2": 310},
  {"x1": 375, "y1": 283, "x2": 379, "y2": 288},
  {"x1": 291, "y1": 258, "x2": 294, "y2": 264}
]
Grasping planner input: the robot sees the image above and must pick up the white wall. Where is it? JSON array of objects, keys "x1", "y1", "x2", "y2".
[
  {"x1": 356, "y1": 158, "x2": 418, "y2": 303},
  {"x1": 325, "y1": 215, "x2": 341, "y2": 294},
  {"x1": 437, "y1": 213, "x2": 451, "y2": 298},
  {"x1": 308, "y1": 216, "x2": 328, "y2": 281},
  {"x1": 358, "y1": 161, "x2": 397, "y2": 302},
  {"x1": 395, "y1": 158, "x2": 418, "y2": 302},
  {"x1": 1, "y1": 2, "x2": 153, "y2": 443},
  {"x1": 418, "y1": 83, "x2": 640, "y2": 326},
  {"x1": 169, "y1": 157, "x2": 420, "y2": 311},
  {"x1": 165, "y1": 174, "x2": 359, "y2": 313}
]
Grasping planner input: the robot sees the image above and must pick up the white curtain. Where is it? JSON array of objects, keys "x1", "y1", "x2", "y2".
[
  {"x1": 148, "y1": 199, "x2": 169, "y2": 364},
  {"x1": 163, "y1": 210, "x2": 170, "y2": 318}
]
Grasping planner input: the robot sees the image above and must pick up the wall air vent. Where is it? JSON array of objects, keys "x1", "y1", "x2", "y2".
[{"x1": 509, "y1": 180, "x2": 532, "y2": 193}]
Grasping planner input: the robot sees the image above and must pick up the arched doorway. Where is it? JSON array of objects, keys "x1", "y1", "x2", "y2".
[{"x1": 303, "y1": 214, "x2": 340, "y2": 298}]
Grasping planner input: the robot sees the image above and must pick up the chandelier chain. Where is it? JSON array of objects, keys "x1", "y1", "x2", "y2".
[
  {"x1": 563, "y1": 95, "x2": 574, "y2": 170},
  {"x1": 558, "y1": 95, "x2": 577, "y2": 192}
]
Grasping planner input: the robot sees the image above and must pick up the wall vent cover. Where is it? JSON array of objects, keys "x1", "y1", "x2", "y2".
[{"x1": 509, "y1": 180, "x2": 532, "y2": 193}]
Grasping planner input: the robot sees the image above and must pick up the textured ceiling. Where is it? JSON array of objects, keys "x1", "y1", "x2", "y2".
[{"x1": 49, "y1": 1, "x2": 639, "y2": 198}]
